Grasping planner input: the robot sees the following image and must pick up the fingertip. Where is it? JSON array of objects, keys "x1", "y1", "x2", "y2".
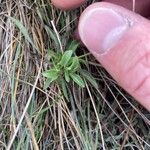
[{"x1": 51, "y1": 0, "x2": 86, "y2": 10}]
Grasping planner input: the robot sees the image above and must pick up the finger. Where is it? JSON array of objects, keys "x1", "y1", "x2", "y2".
[
  {"x1": 103, "y1": 0, "x2": 150, "y2": 17},
  {"x1": 51, "y1": 0, "x2": 85, "y2": 10},
  {"x1": 79, "y1": 2, "x2": 150, "y2": 111}
]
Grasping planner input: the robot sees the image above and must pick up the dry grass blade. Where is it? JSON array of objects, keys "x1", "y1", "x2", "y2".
[
  {"x1": 7, "y1": 49, "x2": 43, "y2": 150},
  {"x1": 25, "y1": 114, "x2": 39, "y2": 150}
]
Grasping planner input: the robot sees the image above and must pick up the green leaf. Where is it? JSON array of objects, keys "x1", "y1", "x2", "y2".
[
  {"x1": 61, "y1": 79, "x2": 69, "y2": 101},
  {"x1": 64, "y1": 71, "x2": 70, "y2": 82},
  {"x1": 52, "y1": 52, "x2": 62, "y2": 65},
  {"x1": 42, "y1": 69, "x2": 59, "y2": 81},
  {"x1": 9, "y1": 17, "x2": 36, "y2": 49},
  {"x1": 67, "y1": 40, "x2": 79, "y2": 52},
  {"x1": 45, "y1": 25, "x2": 60, "y2": 51},
  {"x1": 60, "y1": 50, "x2": 73, "y2": 67},
  {"x1": 79, "y1": 58, "x2": 86, "y2": 65},
  {"x1": 80, "y1": 70, "x2": 98, "y2": 89},
  {"x1": 47, "y1": 49, "x2": 56, "y2": 60},
  {"x1": 43, "y1": 79, "x2": 52, "y2": 89},
  {"x1": 70, "y1": 73, "x2": 85, "y2": 88},
  {"x1": 67, "y1": 56, "x2": 80, "y2": 72}
]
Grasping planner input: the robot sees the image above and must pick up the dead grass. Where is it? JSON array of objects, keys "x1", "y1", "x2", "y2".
[{"x1": 0, "y1": 0, "x2": 150, "y2": 150}]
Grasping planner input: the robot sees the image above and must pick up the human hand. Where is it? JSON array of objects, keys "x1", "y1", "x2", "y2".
[{"x1": 51, "y1": 0, "x2": 150, "y2": 111}]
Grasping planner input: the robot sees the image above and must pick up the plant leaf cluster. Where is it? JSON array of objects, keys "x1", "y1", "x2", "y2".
[{"x1": 43, "y1": 41, "x2": 98, "y2": 90}]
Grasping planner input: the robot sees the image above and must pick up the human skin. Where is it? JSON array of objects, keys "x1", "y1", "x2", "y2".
[
  {"x1": 51, "y1": 0, "x2": 150, "y2": 17},
  {"x1": 52, "y1": 0, "x2": 150, "y2": 111},
  {"x1": 104, "y1": 0, "x2": 150, "y2": 17},
  {"x1": 51, "y1": 0, "x2": 85, "y2": 9}
]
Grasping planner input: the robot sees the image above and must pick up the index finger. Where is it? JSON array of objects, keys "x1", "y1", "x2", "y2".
[
  {"x1": 51, "y1": 0, "x2": 85, "y2": 10},
  {"x1": 52, "y1": 0, "x2": 150, "y2": 17}
]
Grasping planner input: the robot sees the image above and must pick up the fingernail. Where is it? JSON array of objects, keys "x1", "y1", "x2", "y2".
[{"x1": 79, "y1": 8, "x2": 131, "y2": 54}]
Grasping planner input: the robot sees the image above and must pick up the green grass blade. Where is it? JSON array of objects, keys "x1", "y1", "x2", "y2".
[
  {"x1": 80, "y1": 70, "x2": 98, "y2": 89},
  {"x1": 9, "y1": 17, "x2": 36, "y2": 49}
]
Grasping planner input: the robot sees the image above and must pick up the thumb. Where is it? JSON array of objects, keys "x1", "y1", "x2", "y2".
[{"x1": 78, "y1": 2, "x2": 150, "y2": 111}]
